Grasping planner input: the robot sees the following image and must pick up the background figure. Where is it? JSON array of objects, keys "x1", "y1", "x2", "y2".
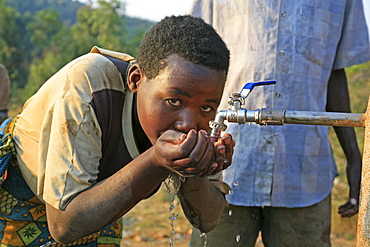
[
  {"x1": 190, "y1": 0, "x2": 370, "y2": 246},
  {"x1": 0, "y1": 64, "x2": 10, "y2": 124}
]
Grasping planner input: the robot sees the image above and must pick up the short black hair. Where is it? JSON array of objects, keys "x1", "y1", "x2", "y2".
[{"x1": 136, "y1": 15, "x2": 230, "y2": 80}]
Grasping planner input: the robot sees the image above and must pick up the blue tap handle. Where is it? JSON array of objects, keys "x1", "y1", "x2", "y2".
[{"x1": 240, "y1": 80, "x2": 276, "y2": 98}]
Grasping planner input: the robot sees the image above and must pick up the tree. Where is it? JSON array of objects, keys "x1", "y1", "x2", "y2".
[
  {"x1": 0, "y1": 0, "x2": 25, "y2": 89},
  {"x1": 21, "y1": 0, "x2": 130, "y2": 102},
  {"x1": 23, "y1": 14, "x2": 78, "y2": 102},
  {"x1": 6, "y1": 0, "x2": 83, "y2": 24},
  {"x1": 71, "y1": 0, "x2": 127, "y2": 55},
  {"x1": 27, "y1": 9, "x2": 63, "y2": 57}
]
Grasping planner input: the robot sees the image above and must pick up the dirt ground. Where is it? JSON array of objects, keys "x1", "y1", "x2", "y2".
[{"x1": 120, "y1": 184, "x2": 357, "y2": 247}]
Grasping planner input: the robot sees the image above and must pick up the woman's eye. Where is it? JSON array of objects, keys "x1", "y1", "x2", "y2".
[
  {"x1": 167, "y1": 99, "x2": 182, "y2": 107},
  {"x1": 201, "y1": 105, "x2": 213, "y2": 113}
]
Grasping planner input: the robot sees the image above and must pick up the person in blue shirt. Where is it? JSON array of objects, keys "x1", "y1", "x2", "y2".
[{"x1": 189, "y1": 0, "x2": 370, "y2": 246}]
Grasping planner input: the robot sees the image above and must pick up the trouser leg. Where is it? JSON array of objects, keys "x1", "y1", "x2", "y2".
[{"x1": 261, "y1": 194, "x2": 331, "y2": 247}]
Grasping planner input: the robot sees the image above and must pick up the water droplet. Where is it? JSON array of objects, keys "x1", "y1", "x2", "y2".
[
  {"x1": 169, "y1": 213, "x2": 179, "y2": 221},
  {"x1": 228, "y1": 210, "x2": 233, "y2": 216},
  {"x1": 236, "y1": 235, "x2": 241, "y2": 242},
  {"x1": 233, "y1": 181, "x2": 239, "y2": 186},
  {"x1": 40, "y1": 241, "x2": 57, "y2": 247},
  {"x1": 251, "y1": 213, "x2": 259, "y2": 219},
  {"x1": 200, "y1": 233, "x2": 208, "y2": 247}
]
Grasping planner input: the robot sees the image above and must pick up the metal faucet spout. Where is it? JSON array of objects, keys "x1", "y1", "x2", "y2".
[{"x1": 209, "y1": 110, "x2": 228, "y2": 139}]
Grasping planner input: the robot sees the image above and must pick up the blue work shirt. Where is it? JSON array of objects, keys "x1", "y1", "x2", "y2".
[{"x1": 190, "y1": 0, "x2": 370, "y2": 207}]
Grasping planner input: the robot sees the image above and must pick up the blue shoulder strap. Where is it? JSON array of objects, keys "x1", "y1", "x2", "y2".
[{"x1": 0, "y1": 117, "x2": 16, "y2": 184}]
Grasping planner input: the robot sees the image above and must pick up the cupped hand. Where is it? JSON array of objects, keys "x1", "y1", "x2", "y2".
[
  {"x1": 208, "y1": 133, "x2": 235, "y2": 175},
  {"x1": 152, "y1": 129, "x2": 217, "y2": 177}
]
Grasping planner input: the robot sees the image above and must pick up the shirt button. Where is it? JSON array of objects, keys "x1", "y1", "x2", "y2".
[
  {"x1": 275, "y1": 92, "x2": 281, "y2": 97},
  {"x1": 281, "y1": 11, "x2": 286, "y2": 16},
  {"x1": 274, "y1": 133, "x2": 279, "y2": 138},
  {"x1": 279, "y1": 50, "x2": 285, "y2": 56}
]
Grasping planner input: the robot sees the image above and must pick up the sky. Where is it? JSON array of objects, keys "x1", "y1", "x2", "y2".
[
  {"x1": 124, "y1": 0, "x2": 193, "y2": 22},
  {"x1": 124, "y1": 0, "x2": 370, "y2": 29}
]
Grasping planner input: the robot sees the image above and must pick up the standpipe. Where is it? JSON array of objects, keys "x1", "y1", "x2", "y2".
[{"x1": 209, "y1": 82, "x2": 369, "y2": 245}]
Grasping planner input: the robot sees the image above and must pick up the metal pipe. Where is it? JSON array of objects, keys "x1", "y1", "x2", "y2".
[
  {"x1": 209, "y1": 108, "x2": 366, "y2": 139},
  {"x1": 260, "y1": 108, "x2": 366, "y2": 127}
]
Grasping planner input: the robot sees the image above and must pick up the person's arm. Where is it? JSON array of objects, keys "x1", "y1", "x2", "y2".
[
  {"x1": 46, "y1": 143, "x2": 171, "y2": 244},
  {"x1": 178, "y1": 134, "x2": 234, "y2": 233},
  {"x1": 178, "y1": 176, "x2": 228, "y2": 233},
  {"x1": 326, "y1": 68, "x2": 362, "y2": 217},
  {"x1": 0, "y1": 64, "x2": 10, "y2": 124},
  {"x1": 47, "y1": 129, "x2": 232, "y2": 244},
  {"x1": 0, "y1": 111, "x2": 8, "y2": 124}
]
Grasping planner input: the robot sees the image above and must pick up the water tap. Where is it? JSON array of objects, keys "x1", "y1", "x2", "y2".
[{"x1": 209, "y1": 81, "x2": 276, "y2": 139}]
